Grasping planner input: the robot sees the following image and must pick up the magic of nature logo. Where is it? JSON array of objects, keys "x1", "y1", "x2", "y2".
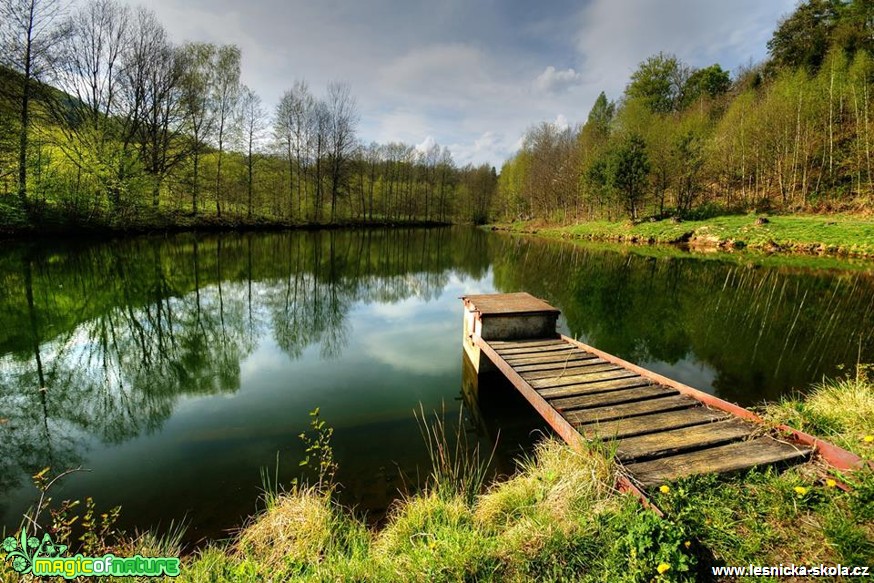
[{"x1": 2, "y1": 529, "x2": 180, "y2": 579}]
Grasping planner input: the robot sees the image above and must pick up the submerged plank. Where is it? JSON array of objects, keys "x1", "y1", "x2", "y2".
[
  {"x1": 615, "y1": 419, "x2": 754, "y2": 462},
  {"x1": 537, "y1": 377, "x2": 653, "y2": 399},
  {"x1": 549, "y1": 385, "x2": 678, "y2": 411},
  {"x1": 528, "y1": 368, "x2": 636, "y2": 389},
  {"x1": 564, "y1": 395, "x2": 697, "y2": 425},
  {"x1": 578, "y1": 407, "x2": 731, "y2": 440},
  {"x1": 625, "y1": 437, "x2": 812, "y2": 486}
]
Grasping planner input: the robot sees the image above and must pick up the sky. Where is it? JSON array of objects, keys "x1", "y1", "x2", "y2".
[{"x1": 119, "y1": 0, "x2": 798, "y2": 167}]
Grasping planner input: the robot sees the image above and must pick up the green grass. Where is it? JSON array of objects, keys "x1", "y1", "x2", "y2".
[
  {"x1": 493, "y1": 213, "x2": 874, "y2": 258},
  {"x1": 4, "y1": 376, "x2": 871, "y2": 581}
]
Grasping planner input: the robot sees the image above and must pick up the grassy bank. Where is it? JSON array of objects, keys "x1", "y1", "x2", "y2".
[
  {"x1": 491, "y1": 214, "x2": 874, "y2": 258},
  {"x1": 0, "y1": 202, "x2": 450, "y2": 239},
  {"x1": 3, "y1": 376, "x2": 872, "y2": 581},
  {"x1": 176, "y1": 375, "x2": 873, "y2": 582}
]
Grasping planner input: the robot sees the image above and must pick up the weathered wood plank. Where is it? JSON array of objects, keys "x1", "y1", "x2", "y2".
[
  {"x1": 520, "y1": 361, "x2": 613, "y2": 379},
  {"x1": 489, "y1": 339, "x2": 564, "y2": 349},
  {"x1": 463, "y1": 292, "x2": 559, "y2": 315},
  {"x1": 496, "y1": 344, "x2": 576, "y2": 356},
  {"x1": 564, "y1": 395, "x2": 697, "y2": 425},
  {"x1": 514, "y1": 357, "x2": 604, "y2": 373},
  {"x1": 528, "y1": 368, "x2": 636, "y2": 389},
  {"x1": 537, "y1": 377, "x2": 653, "y2": 399},
  {"x1": 578, "y1": 407, "x2": 731, "y2": 440},
  {"x1": 615, "y1": 419, "x2": 754, "y2": 462},
  {"x1": 549, "y1": 385, "x2": 678, "y2": 411},
  {"x1": 625, "y1": 437, "x2": 812, "y2": 486},
  {"x1": 502, "y1": 352, "x2": 594, "y2": 366},
  {"x1": 522, "y1": 362, "x2": 621, "y2": 382}
]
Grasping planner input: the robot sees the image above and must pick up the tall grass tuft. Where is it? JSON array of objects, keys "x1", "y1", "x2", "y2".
[
  {"x1": 764, "y1": 367, "x2": 874, "y2": 455},
  {"x1": 415, "y1": 403, "x2": 497, "y2": 505}
]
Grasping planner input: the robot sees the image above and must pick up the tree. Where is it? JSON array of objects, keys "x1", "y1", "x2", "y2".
[
  {"x1": 274, "y1": 81, "x2": 313, "y2": 219},
  {"x1": 211, "y1": 44, "x2": 240, "y2": 218},
  {"x1": 0, "y1": 0, "x2": 68, "y2": 208},
  {"x1": 56, "y1": 0, "x2": 132, "y2": 211},
  {"x1": 310, "y1": 99, "x2": 329, "y2": 222},
  {"x1": 586, "y1": 91, "x2": 615, "y2": 139},
  {"x1": 325, "y1": 81, "x2": 358, "y2": 223},
  {"x1": 608, "y1": 133, "x2": 650, "y2": 220},
  {"x1": 236, "y1": 85, "x2": 265, "y2": 219},
  {"x1": 681, "y1": 64, "x2": 731, "y2": 108},
  {"x1": 768, "y1": 0, "x2": 841, "y2": 71},
  {"x1": 123, "y1": 7, "x2": 185, "y2": 208},
  {"x1": 625, "y1": 52, "x2": 690, "y2": 113},
  {"x1": 179, "y1": 42, "x2": 216, "y2": 215}
]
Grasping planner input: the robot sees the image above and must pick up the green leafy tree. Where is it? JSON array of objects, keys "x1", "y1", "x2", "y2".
[
  {"x1": 608, "y1": 133, "x2": 650, "y2": 220},
  {"x1": 681, "y1": 64, "x2": 731, "y2": 108},
  {"x1": 586, "y1": 91, "x2": 615, "y2": 139},
  {"x1": 625, "y1": 52, "x2": 690, "y2": 113},
  {"x1": 768, "y1": 0, "x2": 841, "y2": 71}
]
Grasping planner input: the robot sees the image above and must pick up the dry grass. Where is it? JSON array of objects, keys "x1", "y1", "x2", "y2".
[{"x1": 235, "y1": 486, "x2": 334, "y2": 571}]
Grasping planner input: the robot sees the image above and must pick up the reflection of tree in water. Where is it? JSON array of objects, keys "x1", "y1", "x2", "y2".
[
  {"x1": 490, "y1": 235, "x2": 874, "y2": 403},
  {"x1": 0, "y1": 227, "x2": 490, "y2": 499}
]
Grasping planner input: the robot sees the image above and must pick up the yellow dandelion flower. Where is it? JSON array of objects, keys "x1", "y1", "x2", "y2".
[
  {"x1": 826, "y1": 479, "x2": 837, "y2": 488},
  {"x1": 659, "y1": 485, "x2": 670, "y2": 494},
  {"x1": 657, "y1": 563, "x2": 671, "y2": 574},
  {"x1": 794, "y1": 486, "x2": 808, "y2": 496},
  {"x1": 684, "y1": 540, "x2": 691, "y2": 549},
  {"x1": 864, "y1": 435, "x2": 873, "y2": 443}
]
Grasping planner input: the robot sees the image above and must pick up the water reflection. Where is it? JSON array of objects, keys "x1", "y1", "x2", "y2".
[
  {"x1": 1, "y1": 228, "x2": 872, "y2": 543},
  {"x1": 0, "y1": 228, "x2": 497, "y2": 540},
  {"x1": 488, "y1": 235, "x2": 874, "y2": 403}
]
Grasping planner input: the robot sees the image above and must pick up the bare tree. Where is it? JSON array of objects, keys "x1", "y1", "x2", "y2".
[
  {"x1": 0, "y1": 0, "x2": 68, "y2": 207},
  {"x1": 325, "y1": 81, "x2": 358, "y2": 222},
  {"x1": 179, "y1": 42, "x2": 216, "y2": 215},
  {"x1": 274, "y1": 80, "x2": 312, "y2": 219},
  {"x1": 122, "y1": 7, "x2": 185, "y2": 208},
  {"x1": 56, "y1": 0, "x2": 132, "y2": 210},
  {"x1": 310, "y1": 98, "x2": 329, "y2": 222},
  {"x1": 236, "y1": 85, "x2": 265, "y2": 218},
  {"x1": 211, "y1": 44, "x2": 240, "y2": 218}
]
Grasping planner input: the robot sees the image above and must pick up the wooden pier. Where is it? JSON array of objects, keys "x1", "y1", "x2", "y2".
[{"x1": 462, "y1": 292, "x2": 863, "y2": 490}]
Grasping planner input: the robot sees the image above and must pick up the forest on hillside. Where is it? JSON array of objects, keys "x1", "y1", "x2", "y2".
[
  {"x1": 494, "y1": 0, "x2": 874, "y2": 223},
  {"x1": 3, "y1": 0, "x2": 874, "y2": 232},
  {"x1": 0, "y1": 0, "x2": 497, "y2": 230}
]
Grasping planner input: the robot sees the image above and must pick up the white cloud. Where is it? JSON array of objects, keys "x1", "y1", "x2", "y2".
[
  {"x1": 114, "y1": 0, "x2": 796, "y2": 168},
  {"x1": 534, "y1": 66, "x2": 583, "y2": 94},
  {"x1": 415, "y1": 135, "x2": 437, "y2": 153},
  {"x1": 575, "y1": 0, "x2": 796, "y2": 96},
  {"x1": 554, "y1": 114, "x2": 570, "y2": 130}
]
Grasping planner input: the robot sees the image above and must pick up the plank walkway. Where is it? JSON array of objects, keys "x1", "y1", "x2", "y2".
[
  {"x1": 458, "y1": 292, "x2": 866, "y2": 491},
  {"x1": 484, "y1": 336, "x2": 810, "y2": 487}
]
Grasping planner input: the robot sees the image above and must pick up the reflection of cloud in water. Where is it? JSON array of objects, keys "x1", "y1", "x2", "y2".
[
  {"x1": 643, "y1": 356, "x2": 717, "y2": 394},
  {"x1": 367, "y1": 297, "x2": 422, "y2": 321},
  {"x1": 362, "y1": 319, "x2": 457, "y2": 376}
]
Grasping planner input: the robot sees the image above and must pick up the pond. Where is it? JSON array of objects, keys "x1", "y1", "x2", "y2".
[{"x1": 1, "y1": 227, "x2": 872, "y2": 545}]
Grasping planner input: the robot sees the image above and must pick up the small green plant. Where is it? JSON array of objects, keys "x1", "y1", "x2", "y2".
[{"x1": 298, "y1": 407, "x2": 338, "y2": 492}]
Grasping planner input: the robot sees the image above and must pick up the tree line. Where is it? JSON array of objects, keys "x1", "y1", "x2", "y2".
[
  {"x1": 493, "y1": 0, "x2": 874, "y2": 222},
  {"x1": 0, "y1": 0, "x2": 497, "y2": 228}
]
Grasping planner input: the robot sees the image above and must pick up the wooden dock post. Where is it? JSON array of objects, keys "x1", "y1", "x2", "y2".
[{"x1": 461, "y1": 292, "x2": 560, "y2": 374}]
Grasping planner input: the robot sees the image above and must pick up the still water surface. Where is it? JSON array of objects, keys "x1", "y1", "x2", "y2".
[{"x1": 1, "y1": 227, "x2": 872, "y2": 544}]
